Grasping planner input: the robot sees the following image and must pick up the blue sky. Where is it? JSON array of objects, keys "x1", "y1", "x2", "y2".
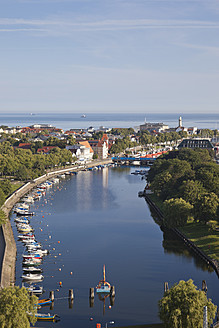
[{"x1": 1, "y1": 0, "x2": 219, "y2": 113}]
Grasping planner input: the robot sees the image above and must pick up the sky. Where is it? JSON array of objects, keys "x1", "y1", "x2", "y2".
[{"x1": 1, "y1": 0, "x2": 219, "y2": 114}]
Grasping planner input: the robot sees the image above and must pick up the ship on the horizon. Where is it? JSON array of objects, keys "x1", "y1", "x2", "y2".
[{"x1": 81, "y1": 114, "x2": 86, "y2": 118}]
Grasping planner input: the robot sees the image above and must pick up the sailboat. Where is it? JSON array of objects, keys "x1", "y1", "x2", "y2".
[{"x1": 96, "y1": 265, "x2": 111, "y2": 294}]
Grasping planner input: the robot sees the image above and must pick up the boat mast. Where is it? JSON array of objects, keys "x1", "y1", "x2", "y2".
[{"x1": 103, "y1": 264, "x2": 106, "y2": 283}]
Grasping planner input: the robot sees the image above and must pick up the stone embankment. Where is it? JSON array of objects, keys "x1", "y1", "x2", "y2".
[
  {"x1": 144, "y1": 193, "x2": 219, "y2": 279},
  {"x1": 0, "y1": 158, "x2": 112, "y2": 288}
]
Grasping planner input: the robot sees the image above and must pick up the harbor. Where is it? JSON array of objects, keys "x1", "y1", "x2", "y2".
[{"x1": 8, "y1": 165, "x2": 219, "y2": 327}]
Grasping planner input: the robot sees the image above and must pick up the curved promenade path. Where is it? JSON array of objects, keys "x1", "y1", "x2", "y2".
[{"x1": 0, "y1": 159, "x2": 112, "y2": 288}]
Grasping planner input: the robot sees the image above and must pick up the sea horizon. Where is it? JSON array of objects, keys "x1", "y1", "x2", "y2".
[{"x1": 0, "y1": 112, "x2": 218, "y2": 131}]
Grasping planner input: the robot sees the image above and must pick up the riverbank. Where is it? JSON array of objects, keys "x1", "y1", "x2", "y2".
[
  {"x1": 144, "y1": 193, "x2": 219, "y2": 278},
  {"x1": 0, "y1": 158, "x2": 112, "y2": 288}
]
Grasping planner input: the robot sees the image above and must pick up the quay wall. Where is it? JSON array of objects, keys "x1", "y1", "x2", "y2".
[
  {"x1": 0, "y1": 158, "x2": 112, "y2": 288},
  {"x1": 144, "y1": 194, "x2": 219, "y2": 279}
]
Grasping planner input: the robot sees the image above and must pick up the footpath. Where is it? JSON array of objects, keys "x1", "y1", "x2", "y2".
[{"x1": 0, "y1": 159, "x2": 112, "y2": 288}]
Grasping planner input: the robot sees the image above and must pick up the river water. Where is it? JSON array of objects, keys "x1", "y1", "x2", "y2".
[{"x1": 11, "y1": 166, "x2": 219, "y2": 327}]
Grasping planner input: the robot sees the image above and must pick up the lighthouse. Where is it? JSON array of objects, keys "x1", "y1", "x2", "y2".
[{"x1": 179, "y1": 116, "x2": 182, "y2": 128}]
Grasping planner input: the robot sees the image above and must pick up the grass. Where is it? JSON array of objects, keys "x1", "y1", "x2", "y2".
[
  {"x1": 10, "y1": 182, "x2": 23, "y2": 194},
  {"x1": 180, "y1": 222, "x2": 219, "y2": 261},
  {"x1": 147, "y1": 194, "x2": 219, "y2": 261}
]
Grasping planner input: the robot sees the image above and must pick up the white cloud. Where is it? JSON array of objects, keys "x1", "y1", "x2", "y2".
[{"x1": 1, "y1": 17, "x2": 219, "y2": 34}]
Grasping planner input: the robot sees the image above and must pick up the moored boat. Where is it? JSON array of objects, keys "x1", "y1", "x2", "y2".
[
  {"x1": 22, "y1": 273, "x2": 43, "y2": 281},
  {"x1": 96, "y1": 265, "x2": 111, "y2": 294}
]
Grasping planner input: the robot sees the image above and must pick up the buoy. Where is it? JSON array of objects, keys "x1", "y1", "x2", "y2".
[
  {"x1": 59, "y1": 268, "x2": 61, "y2": 271},
  {"x1": 70, "y1": 272, "x2": 73, "y2": 275},
  {"x1": 42, "y1": 216, "x2": 44, "y2": 218},
  {"x1": 58, "y1": 241, "x2": 60, "y2": 244},
  {"x1": 59, "y1": 253, "x2": 61, "y2": 256},
  {"x1": 90, "y1": 318, "x2": 93, "y2": 321},
  {"x1": 109, "y1": 305, "x2": 112, "y2": 309},
  {"x1": 49, "y1": 236, "x2": 51, "y2": 239},
  {"x1": 59, "y1": 281, "x2": 62, "y2": 287},
  {"x1": 57, "y1": 289, "x2": 59, "y2": 292},
  {"x1": 53, "y1": 248, "x2": 55, "y2": 250},
  {"x1": 40, "y1": 229, "x2": 43, "y2": 232}
]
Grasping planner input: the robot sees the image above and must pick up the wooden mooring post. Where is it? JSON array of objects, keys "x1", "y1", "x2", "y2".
[
  {"x1": 90, "y1": 287, "x2": 94, "y2": 298},
  {"x1": 89, "y1": 287, "x2": 95, "y2": 308},
  {"x1": 110, "y1": 285, "x2": 115, "y2": 297},
  {"x1": 49, "y1": 290, "x2": 55, "y2": 301},
  {"x1": 69, "y1": 289, "x2": 74, "y2": 301},
  {"x1": 164, "y1": 282, "x2": 169, "y2": 293}
]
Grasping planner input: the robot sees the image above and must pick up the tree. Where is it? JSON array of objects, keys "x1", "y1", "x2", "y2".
[
  {"x1": 179, "y1": 180, "x2": 205, "y2": 206},
  {"x1": 0, "y1": 180, "x2": 12, "y2": 197},
  {"x1": 194, "y1": 192, "x2": 219, "y2": 223},
  {"x1": 158, "y1": 279, "x2": 217, "y2": 328},
  {"x1": 163, "y1": 198, "x2": 193, "y2": 228},
  {"x1": 0, "y1": 188, "x2": 6, "y2": 207},
  {"x1": 0, "y1": 286, "x2": 37, "y2": 328}
]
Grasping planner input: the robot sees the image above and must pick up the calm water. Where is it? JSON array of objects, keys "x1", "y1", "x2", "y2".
[
  {"x1": 1, "y1": 112, "x2": 219, "y2": 130},
  {"x1": 11, "y1": 167, "x2": 219, "y2": 327}
]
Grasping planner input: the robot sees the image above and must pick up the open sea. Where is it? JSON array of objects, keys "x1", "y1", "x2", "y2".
[{"x1": 0, "y1": 112, "x2": 219, "y2": 131}]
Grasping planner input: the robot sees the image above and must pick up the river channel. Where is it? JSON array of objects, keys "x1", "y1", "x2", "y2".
[{"x1": 11, "y1": 166, "x2": 219, "y2": 327}]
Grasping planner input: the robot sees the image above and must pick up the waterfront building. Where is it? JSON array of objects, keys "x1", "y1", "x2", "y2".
[
  {"x1": 88, "y1": 134, "x2": 109, "y2": 159},
  {"x1": 66, "y1": 142, "x2": 93, "y2": 162},
  {"x1": 178, "y1": 138, "x2": 214, "y2": 151},
  {"x1": 139, "y1": 122, "x2": 169, "y2": 133}
]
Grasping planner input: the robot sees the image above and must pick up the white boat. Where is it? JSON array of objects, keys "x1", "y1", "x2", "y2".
[
  {"x1": 27, "y1": 285, "x2": 43, "y2": 294},
  {"x1": 28, "y1": 249, "x2": 48, "y2": 256},
  {"x1": 22, "y1": 273, "x2": 43, "y2": 281},
  {"x1": 23, "y1": 267, "x2": 42, "y2": 274},
  {"x1": 23, "y1": 259, "x2": 42, "y2": 266},
  {"x1": 15, "y1": 218, "x2": 29, "y2": 224},
  {"x1": 22, "y1": 196, "x2": 34, "y2": 203}
]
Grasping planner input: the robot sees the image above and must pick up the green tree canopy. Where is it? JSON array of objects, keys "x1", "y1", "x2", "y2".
[
  {"x1": 0, "y1": 286, "x2": 38, "y2": 328},
  {"x1": 163, "y1": 198, "x2": 193, "y2": 228},
  {"x1": 158, "y1": 279, "x2": 217, "y2": 328},
  {"x1": 194, "y1": 192, "x2": 219, "y2": 223}
]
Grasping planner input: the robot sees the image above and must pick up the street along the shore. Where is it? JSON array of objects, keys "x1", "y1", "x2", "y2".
[{"x1": 10, "y1": 165, "x2": 219, "y2": 328}]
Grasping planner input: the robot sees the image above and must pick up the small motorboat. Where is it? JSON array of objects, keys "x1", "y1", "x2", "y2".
[
  {"x1": 96, "y1": 265, "x2": 111, "y2": 294},
  {"x1": 23, "y1": 267, "x2": 42, "y2": 274},
  {"x1": 38, "y1": 298, "x2": 52, "y2": 306},
  {"x1": 15, "y1": 217, "x2": 29, "y2": 224},
  {"x1": 29, "y1": 312, "x2": 58, "y2": 321},
  {"x1": 27, "y1": 249, "x2": 48, "y2": 256},
  {"x1": 22, "y1": 254, "x2": 42, "y2": 260},
  {"x1": 27, "y1": 284, "x2": 43, "y2": 294},
  {"x1": 23, "y1": 259, "x2": 41, "y2": 267},
  {"x1": 22, "y1": 273, "x2": 43, "y2": 281}
]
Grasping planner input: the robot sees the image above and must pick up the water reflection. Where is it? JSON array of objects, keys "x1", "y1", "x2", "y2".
[{"x1": 146, "y1": 200, "x2": 214, "y2": 273}]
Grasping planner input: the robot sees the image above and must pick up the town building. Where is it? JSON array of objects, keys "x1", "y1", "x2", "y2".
[
  {"x1": 140, "y1": 122, "x2": 169, "y2": 133},
  {"x1": 178, "y1": 138, "x2": 214, "y2": 151},
  {"x1": 88, "y1": 134, "x2": 109, "y2": 159},
  {"x1": 66, "y1": 141, "x2": 93, "y2": 162}
]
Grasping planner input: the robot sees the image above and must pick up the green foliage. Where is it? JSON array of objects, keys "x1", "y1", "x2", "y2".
[
  {"x1": 158, "y1": 279, "x2": 217, "y2": 328},
  {"x1": 0, "y1": 209, "x2": 7, "y2": 226},
  {"x1": 163, "y1": 198, "x2": 193, "y2": 228},
  {"x1": 179, "y1": 180, "x2": 205, "y2": 205},
  {"x1": 194, "y1": 192, "x2": 219, "y2": 223},
  {"x1": 148, "y1": 149, "x2": 219, "y2": 225},
  {"x1": 110, "y1": 136, "x2": 135, "y2": 154},
  {"x1": 0, "y1": 180, "x2": 12, "y2": 196},
  {"x1": 92, "y1": 131, "x2": 104, "y2": 140},
  {"x1": 0, "y1": 188, "x2": 6, "y2": 207},
  {"x1": 0, "y1": 286, "x2": 38, "y2": 328},
  {"x1": 93, "y1": 154, "x2": 98, "y2": 159}
]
